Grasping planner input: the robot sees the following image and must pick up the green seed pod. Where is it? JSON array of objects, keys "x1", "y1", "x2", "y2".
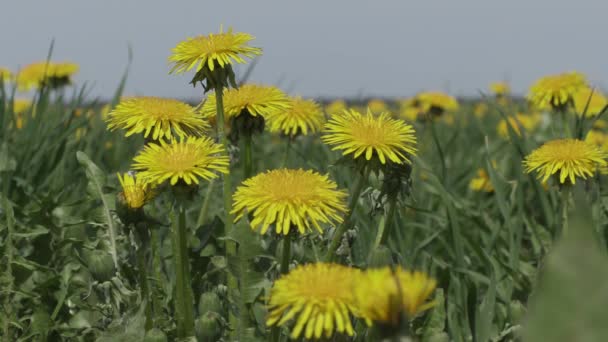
[
  {"x1": 83, "y1": 249, "x2": 116, "y2": 282},
  {"x1": 144, "y1": 328, "x2": 168, "y2": 342},
  {"x1": 195, "y1": 312, "x2": 222, "y2": 342},
  {"x1": 368, "y1": 245, "x2": 393, "y2": 267},
  {"x1": 198, "y1": 291, "x2": 222, "y2": 315}
]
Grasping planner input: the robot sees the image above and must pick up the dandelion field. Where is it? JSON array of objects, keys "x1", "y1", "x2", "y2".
[{"x1": 2, "y1": 28, "x2": 608, "y2": 342}]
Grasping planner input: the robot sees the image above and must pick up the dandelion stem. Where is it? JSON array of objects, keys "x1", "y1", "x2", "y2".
[
  {"x1": 150, "y1": 227, "x2": 163, "y2": 322},
  {"x1": 375, "y1": 195, "x2": 398, "y2": 248},
  {"x1": 244, "y1": 133, "x2": 254, "y2": 178},
  {"x1": 171, "y1": 206, "x2": 195, "y2": 338},
  {"x1": 561, "y1": 185, "x2": 571, "y2": 236},
  {"x1": 135, "y1": 228, "x2": 152, "y2": 330},
  {"x1": 196, "y1": 178, "x2": 215, "y2": 227},
  {"x1": 213, "y1": 85, "x2": 240, "y2": 336},
  {"x1": 2, "y1": 184, "x2": 14, "y2": 340},
  {"x1": 281, "y1": 137, "x2": 291, "y2": 168},
  {"x1": 280, "y1": 236, "x2": 291, "y2": 274},
  {"x1": 325, "y1": 166, "x2": 370, "y2": 262}
]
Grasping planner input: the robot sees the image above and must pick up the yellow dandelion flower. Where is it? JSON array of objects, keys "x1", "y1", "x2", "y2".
[
  {"x1": 132, "y1": 137, "x2": 229, "y2": 186},
  {"x1": 232, "y1": 169, "x2": 347, "y2": 235},
  {"x1": 322, "y1": 109, "x2": 417, "y2": 164},
  {"x1": 469, "y1": 169, "x2": 494, "y2": 192},
  {"x1": 496, "y1": 113, "x2": 540, "y2": 138},
  {"x1": 353, "y1": 267, "x2": 437, "y2": 325},
  {"x1": 489, "y1": 82, "x2": 511, "y2": 97},
  {"x1": 16, "y1": 61, "x2": 79, "y2": 91},
  {"x1": 13, "y1": 98, "x2": 32, "y2": 115},
  {"x1": 266, "y1": 96, "x2": 324, "y2": 136},
  {"x1": 527, "y1": 71, "x2": 588, "y2": 110},
  {"x1": 169, "y1": 26, "x2": 261, "y2": 74},
  {"x1": 266, "y1": 263, "x2": 361, "y2": 340},
  {"x1": 474, "y1": 102, "x2": 489, "y2": 118},
  {"x1": 416, "y1": 91, "x2": 459, "y2": 114},
  {"x1": 0, "y1": 67, "x2": 12, "y2": 83},
  {"x1": 523, "y1": 139, "x2": 607, "y2": 184},
  {"x1": 594, "y1": 119, "x2": 608, "y2": 130},
  {"x1": 367, "y1": 98, "x2": 388, "y2": 114},
  {"x1": 325, "y1": 99, "x2": 347, "y2": 116},
  {"x1": 117, "y1": 172, "x2": 155, "y2": 209},
  {"x1": 573, "y1": 87, "x2": 608, "y2": 116},
  {"x1": 585, "y1": 130, "x2": 608, "y2": 149},
  {"x1": 105, "y1": 97, "x2": 208, "y2": 140},
  {"x1": 201, "y1": 84, "x2": 290, "y2": 121}
]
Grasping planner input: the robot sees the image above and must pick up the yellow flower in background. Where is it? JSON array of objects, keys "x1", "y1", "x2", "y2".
[
  {"x1": 399, "y1": 98, "x2": 420, "y2": 121},
  {"x1": 117, "y1": 172, "x2": 155, "y2": 209},
  {"x1": 527, "y1": 71, "x2": 587, "y2": 110},
  {"x1": 201, "y1": 84, "x2": 290, "y2": 121},
  {"x1": 593, "y1": 119, "x2": 608, "y2": 130},
  {"x1": 12, "y1": 98, "x2": 33, "y2": 129},
  {"x1": 266, "y1": 96, "x2": 324, "y2": 136},
  {"x1": 573, "y1": 87, "x2": 608, "y2": 116},
  {"x1": 105, "y1": 97, "x2": 208, "y2": 140},
  {"x1": 523, "y1": 139, "x2": 607, "y2": 184},
  {"x1": 323, "y1": 109, "x2": 417, "y2": 164},
  {"x1": 416, "y1": 91, "x2": 459, "y2": 114},
  {"x1": 469, "y1": 168, "x2": 494, "y2": 192},
  {"x1": 266, "y1": 263, "x2": 361, "y2": 340},
  {"x1": 0, "y1": 67, "x2": 12, "y2": 83},
  {"x1": 16, "y1": 61, "x2": 79, "y2": 91},
  {"x1": 232, "y1": 169, "x2": 347, "y2": 235},
  {"x1": 168, "y1": 26, "x2": 262, "y2": 74},
  {"x1": 585, "y1": 130, "x2": 608, "y2": 149},
  {"x1": 325, "y1": 99, "x2": 347, "y2": 116},
  {"x1": 489, "y1": 82, "x2": 511, "y2": 97},
  {"x1": 132, "y1": 137, "x2": 229, "y2": 186},
  {"x1": 353, "y1": 267, "x2": 437, "y2": 325},
  {"x1": 474, "y1": 102, "x2": 489, "y2": 118},
  {"x1": 367, "y1": 98, "x2": 388, "y2": 114},
  {"x1": 496, "y1": 114, "x2": 540, "y2": 138}
]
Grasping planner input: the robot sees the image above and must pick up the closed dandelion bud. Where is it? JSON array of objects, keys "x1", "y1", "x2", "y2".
[
  {"x1": 509, "y1": 300, "x2": 526, "y2": 323},
  {"x1": 83, "y1": 249, "x2": 116, "y2": 282},
  {"x1": 368, "y1": 245, "x2": 393, "y2": 267},
  {"x1": 198, "y1": 291, "x2": 222, "y2": 315},
  {"x1": 195, "y1": 312, "x2": 222, "y2": 341},
  {"x1": 144, "y1": 328, "x2": 168, "y2": 342}
]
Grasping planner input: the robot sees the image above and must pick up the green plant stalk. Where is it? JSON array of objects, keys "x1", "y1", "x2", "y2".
[
  {"x1": 150, "y1": 227, "x2": 163, "y2": 321},
  {"x1": 244, "y1": 133, "x2": 254, "y2": 179},
  {"x1": 281, "y1": 137, "x2": 292, "y2": 168},
  {"x1": 561, "y1": 185, "x2": 571, "y2": 237},
  {"x1": 213, "y1": 85, "x2": 240, "y2": 336},
  {"x1": 171, "y1": 206, "x2": 195, "y2": 338},
  {"x1": 280, "y1": 236, "x2": 291, "y2": 274},
  {"x1": 325, "y1": 166, "x2": 370, "y2": 262},
  {"x1": 136, "y1": 236, "x2": 152, "y2": 331},
  {"x1": 374, "y1": 195, "x2": 398, "y2": 248},
  {"x1": 196, "y1": 178, "x2": 215, "y2": 227}
]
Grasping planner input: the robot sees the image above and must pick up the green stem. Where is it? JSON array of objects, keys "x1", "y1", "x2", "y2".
[
  {"x1": 325, "y1": 167, "x2": 370, "y2": 262},
  {"x1": 171, "y1": 206, "x2": 195, "y2": 338},
  {"x1": 214, "y1": 85, "x2": 240, "y2": 336},
  {"x1": 280, "y1": 236, "x2": 291, "y2": 274},
  {"x1": 150, "y1": 227, "x2": 163, "y2": 322},
  {"x1": 196, "y1": 178, "x2": 215, "y2": 227},
  {"x1": 244, "y1": 133, "x2": 254, "y2": 179},
  {"x1": 561, "y1": 186, "x2": 571, "y2": 237},
  {"x1": 281, "y1": 137, "x2": 292, "y2": 168},
  {"x1": 374, "y1": 196, "x2": 398, "y2": 248},
  {"x1": 136, "y1": 233, "x2": 152, "y2": 330}
]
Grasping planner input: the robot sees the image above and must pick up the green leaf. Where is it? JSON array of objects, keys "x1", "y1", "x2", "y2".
[{"x1": 523, "y1": 187, "x2": 608, "y2": 342}]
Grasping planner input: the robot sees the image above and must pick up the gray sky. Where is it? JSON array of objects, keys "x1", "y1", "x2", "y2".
[{"x1": 2, "y1": 0, "x2": 607, "y2": 100}]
